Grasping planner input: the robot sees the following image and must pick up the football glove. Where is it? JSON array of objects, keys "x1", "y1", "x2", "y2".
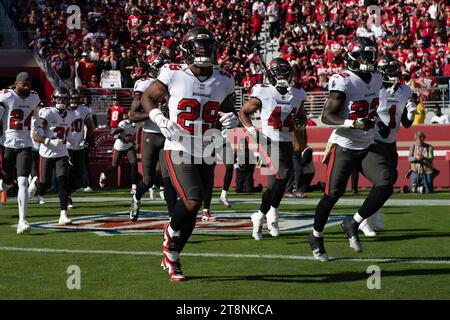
[
  {"x1": 219, "y1": 111, "x2": 239, "y2": 129},
  {"x1": 406, "y1": 101, "x2": 417, "y2": 121},
  {"x1": 79, "y1": 140, "x2": 90, "y2": 148},
  {"x1": 377, "y1": 121, "x2": 390, "y2": 139},
  {"x1": 352, "y1": 118, "x2": 373, "y2": 131},
  {"x1": 45, "y1": 138, "x2": 63, "y2": 148},
  {"x1": 149, "y1": 108, "x2": 185, "y2": 140}
]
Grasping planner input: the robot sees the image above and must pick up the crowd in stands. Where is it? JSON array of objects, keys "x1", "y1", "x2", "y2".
[{"x1": 8, "y1": 0, "x2": 450, "y2": 99}]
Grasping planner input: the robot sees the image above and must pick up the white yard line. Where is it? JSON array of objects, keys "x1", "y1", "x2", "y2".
[{"x1": 1, "y1": 246, "x2": 450, "y2": 265}]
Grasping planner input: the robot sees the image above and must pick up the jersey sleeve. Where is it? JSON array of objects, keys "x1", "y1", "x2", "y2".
[
  {"x1": 328, "y1": 74, "x2": 347, "y2": 93},
  {"x1": 118, "y1": 119, "x2": 128, "y2": 129},
  {"x1": 39, "y1": 107, "x2": 52, "y2": 120},
  {"x1": 249, "y1": 84, "x2": 264, "y2": 100},
  {"x1": 157, "y1": 64, "x2": 175, "y2": 89}
]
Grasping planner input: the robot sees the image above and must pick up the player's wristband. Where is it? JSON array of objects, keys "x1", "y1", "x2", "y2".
[{"x1": 149, "y1": 108, "x2": 168, "y2": 128}]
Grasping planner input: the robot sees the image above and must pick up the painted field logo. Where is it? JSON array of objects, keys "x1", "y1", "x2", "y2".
[{"x1": 29, "y1": 211, "x2": 347, "y2": 236}]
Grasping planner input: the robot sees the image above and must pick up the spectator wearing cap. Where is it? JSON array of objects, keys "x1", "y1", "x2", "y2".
[
  {"x1": 77, "y1": 52, "x2": 97, "y2": 87},
  {"x1": 429, "y1": 105, "x2": 450, "y2": 124}
]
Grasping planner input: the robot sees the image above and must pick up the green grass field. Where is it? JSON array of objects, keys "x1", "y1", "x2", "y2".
[{"x1": 1, "y1": 189, "x2": 450, "y2": 300}]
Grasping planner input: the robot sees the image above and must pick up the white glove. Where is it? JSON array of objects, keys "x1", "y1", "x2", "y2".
[
  {"x1": 45, "y1": 138, "x2": 63, "y2": 148},
  {"x1": 246, "y1": 126, "x2": 258, "y2": 142},
  {"x1": 219, "y1": 111, "x2": 239, "y2": 129},
  {"x1": 406, "y1": 101, "x2": 417, "y2": 121},
  {"x1": 78, "y1": 140, "x2": 89, "y2": 148},
  {"x1": 149, "y1": 108, "x2": 184, "y2": 140}
]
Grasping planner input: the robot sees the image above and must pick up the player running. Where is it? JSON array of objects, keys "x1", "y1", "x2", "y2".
[
  {"x1": 0, "y1": 72, "x2": 45, "y2": 234},
  {"x1": 128, "y1": 53, "x2": 178, "y2": 222},
  {"x1": 308, "y1": 37, "x2": 395, "y2": 261},
  {"x1": 66, "y1": 89, "x2": 95, "y2": 208},
  {"x1": 239, "y1": 57, "x2": 307, "y2": 240},
  {"x1": 141, "y1": 27, "x2": 239, "y2": 282},
  {"x1": 30, "y1": 87, "x2": 76, "y2": 225},
  {"x1": 358, "y1": 54, "x2": 416, "y2": 236}
]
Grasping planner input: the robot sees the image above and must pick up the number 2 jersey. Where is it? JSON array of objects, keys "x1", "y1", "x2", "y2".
[
  {"x1": 326, "y1": 70, "x2": 382, "y2": 150},
  {"x1": 157, "y1": 63, "x2": 235, "y2": 158},
  {"x1": 251, "y1": 84, "x2": 306, "y2": 142},
  {"x1": 375, "y1": 85, "x2": 413, "y2": 144},
  {"x1": 0, "y1": 89, "x2": 42, "y2": 149},
  {"x1": 67, "y1": 105, "x2": 92, "y2": 151},
  {"x1": 39, "y1": 107, "x2": 76, "y2": 158}
]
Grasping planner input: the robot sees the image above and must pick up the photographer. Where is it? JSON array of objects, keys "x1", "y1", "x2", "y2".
[{"x1": 408, "y1": 131, "x2": 434, "y2": 193}]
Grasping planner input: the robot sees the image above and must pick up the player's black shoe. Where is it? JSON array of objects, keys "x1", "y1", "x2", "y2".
[
  {"x1": 341, "y1": 217, "x2": 363, "y2": 252},
  {"x1": 307, "y1": 232, "x2": 329, "y2": 262}
]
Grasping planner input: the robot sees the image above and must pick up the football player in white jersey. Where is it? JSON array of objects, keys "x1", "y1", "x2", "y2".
[
  {"x1": 0, "y1": 72, "x2": 45, "y2": 233},
  {"x1": 99, "y1": 118, "x2": 139, "y2": 191},
  {"x1": 239, "y1": 58, "x2": 307, "y2": 240},
  {"x1": 65, "y1": 89, "x2": 95, "y2": 208},
  {"x1": 128, "y1": 53, "x2": 178, "y2": 222},
  {"x1": 30, "y1": 87, "x2": 75, "y2": 225},
  {"x1": 358, "y1": 54, "x2": 416, "y2": 237},
  {"x1": 309, "y1": 37, "x2": 396, "y2": 261},
  {"x1": 141, "y1": 27, "x2": 240, "y2": 282}
]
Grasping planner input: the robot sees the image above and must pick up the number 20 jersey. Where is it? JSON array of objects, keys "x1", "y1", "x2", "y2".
[
  {"x1": 327, "y1": 70, "x2": 382, "y2": 150},
  {"x1": 0, "y1": 89, "x2": 41, "y2": 149},
  {"x1": 157, "y1": 64, "x2": 235, "y2": 158},
  {"x1": 39, "y1": 107, "x2": 76, "y2": 158},
  {"x1": 251, "y1": 84, "x2": 306, "y2": 142},
  {"x1": 375, "y1": 85, "x2": 413, "y2": 144}
]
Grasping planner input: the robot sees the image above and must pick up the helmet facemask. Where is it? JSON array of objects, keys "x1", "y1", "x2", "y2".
[
  {"x1": 379, "y1": 57, "x2": 400, "y2": 93},
  {"x1": 182, "y1": 34, "x2": 218, "y2": 68},
  {"x1": 53, "y1": 95, "x2": 68, "y2": 112},
  {"x1": 267, "y1": 60, "x2": 293, "y2": 92},
  {"x1": 347, "y1": 48, "x2": 378, "y2": 73}
]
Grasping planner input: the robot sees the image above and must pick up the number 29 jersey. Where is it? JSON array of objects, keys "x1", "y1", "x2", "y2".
[
  {"x1": 39, "y1": 107, "x2": 75, "y2": 158},
  {"x1": 375, "y1": 85, "x2": 413, "y2": 144},
  {"x1": 327, "y1": 70, "x2": 382, "y2": 150},
  {"x1": 0, "y1": 89, "x2": 41, "y2": 149},
  {"x1": 251, "y1": 84, "x2": 306, "y2": 142},
  {"x1": 157, "y1": 64, "x2": 235, "y2": 158}
]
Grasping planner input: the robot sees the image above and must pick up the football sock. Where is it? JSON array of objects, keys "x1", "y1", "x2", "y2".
[
  {"x1": 221, "y1": 190, "x2": 227, "y2": 198},
  {"x1": 223, "y1": 164, "x2": 234, "y2": 191},
  {"x1": 130, "y1": 163, "x2": 138, "y2": 185},
  {"x1": 270, "y1": 178, "x2": 289, "y2": 208},
  {"x1": 135, "y1": 180, "x2": 150, "y2": 201},
  {"x1": 313, "y1": 229, "x2": 324, "y2": 238},
  {"x1": 313, "y1": 195, "x2": 339, "y2": 232},
  {"x1": 358, "y1": 185, "x2": 393, "y2": 219},
  {"x1": 259, "y1": 188, "x2": 272, "y2": 214},
  {"x1": 169, "y1": 199, "x2": 192, "y2": 231},
  {"x1": 57, "y1": 176, "x2": 69, "y2": 211},
  {"x1": 17, "y1": 176, "x2": 29, "y2": 222},
  {"x1": 178, "y1": 212, "x2": 197, "y2": 252},
  {"x1": 353, "y1": 212, "x2": 364, "y2": 224}
]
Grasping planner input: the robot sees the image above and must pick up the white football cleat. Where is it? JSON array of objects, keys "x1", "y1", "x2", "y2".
[
  {"x1": 99, "y1": 172, "x2": 106, "y2": 188},
  {"x1": 266, "y1": 208, "x2": 280, "y2": 237},
  {"x1": 370, "y1": 210, "x2": 384, "y2": 230},
  {"x1": 59, "y1": 212, "x2": 72, "y2": 225},
  {"x1": 83, "y1": 186, "x2": 93, "y2": 192},
  {"x1": 28, "y1": 176, "x2": 38, "y2": 197},
  {"x1": 17, "y1": 220, "x2": 31, "y2": 234},
  {"x1": 359, "y1": 219, "x2": 376, "y2": 237},
  {"x1": 159, "y1": 189, "x2": 165, "y2": 200},
  {"x1": 219, "y1": 196, "x2": 231, "y2": 208},
  {"x1": 37, "y1": 195, "x2": 45, "y2": 205},
  {"x1": 251, "y1": 211, "x2": 264, "y2": 240}
]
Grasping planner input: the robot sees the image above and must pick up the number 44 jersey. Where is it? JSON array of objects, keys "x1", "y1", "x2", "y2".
[
  {"x1": 39, "y1": 107, "x2": 76, "y2": 158},
  {"x1": 327, "y1": 70, "x2": 382, "y2": 150},
  {"x1": 0, "y1": 89, "x2": 42, "y2": 149},
  {"x1": 251, "y1": 84, "x2": 306, "y2": 142},
  {"x1": 157, "y1": 63, "x2": 235, "y2": 158}
]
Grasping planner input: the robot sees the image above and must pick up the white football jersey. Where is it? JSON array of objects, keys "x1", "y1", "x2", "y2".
[
  {"x1": 375, "y1": 85, "x2": 413, "y2": 143},
  {"x1": 113, "y1": 119, "x2": 138, "y2": 151},
  {"x1": 133, "y1": 77, "x2": 162, "y2": 134},
  {"x1": 67, "y1": 105, "x2": 92, "y2": 151},
  {"x1": 158, "y1": 64, "x2": 235, "y2": 158},
  {"x1": 0, "y1": 89, "x2": 42, "y2": 149},
  {"x1": 326, "y1": 70, "x2": 382, "y2": 150},
  {"x1": 252, "y1": 84, "x2": 306, "y2": 142},
  {"x1": 39, "y1": 107, "x2": 76, "y2": 158}
]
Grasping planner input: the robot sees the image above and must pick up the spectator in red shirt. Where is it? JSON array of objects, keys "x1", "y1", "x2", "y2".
[
  {"x1": 87, "y1": 74, "x2": 101, "y2": 89},
  {"x1": 286, "y1": 0, "x2": 299, "y2": 25},
  {"x1": 77, "y1": 52, "x2": 97, "y2": 86},
  {"x1": 251, "y1": 11, "x2": 264, "y2": 40},
  {"x1": 127, "y1": 7, "x2": 142, "y2": 32},
  {"x1": 107, "y1": 97, "x2": 127, "y2": 129},
  {"x1": 241, "y1": 68, "x2": 257, "y2": 93}
]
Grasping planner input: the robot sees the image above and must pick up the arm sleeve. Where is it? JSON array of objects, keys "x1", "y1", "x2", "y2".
[{"x1": 157, "y1": 64, "x2": 173, "y2": 90}]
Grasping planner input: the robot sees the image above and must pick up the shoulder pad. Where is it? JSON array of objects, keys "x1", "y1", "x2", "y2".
[{"x1": 165, "y1": 63, "x2": 182, "y2": 71}]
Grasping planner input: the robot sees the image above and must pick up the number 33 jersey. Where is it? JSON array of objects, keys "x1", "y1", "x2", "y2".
[
  {"x1": 39, "y1": 107, "x2": 76, "y2": 158},
  {"x1": 251, "y1": 84, "x2": 306, "y2": 142},
  {"x1": 327, "y1": 70, "x2": 382, "y2": 150},
  {"x1": 0, "y1": 89, "x2": 41, "y2": 149},
  {"x1": 157, "y1": 64, "x2": 235, "y2": 158},
  {"x1": 375, "y1": 85, "x2": 413, "y2": 143}
]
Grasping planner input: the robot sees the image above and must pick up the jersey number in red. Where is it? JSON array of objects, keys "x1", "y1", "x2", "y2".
[
  {"x1": 177, "y1": 98, "x2": 221, "y2": 134},
  {"x1": 9, "y1": 109, "x2": 33, "y2": 130},
  {"x1": 267, "y1": 107, "x2": 297, "y2": 131}
]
